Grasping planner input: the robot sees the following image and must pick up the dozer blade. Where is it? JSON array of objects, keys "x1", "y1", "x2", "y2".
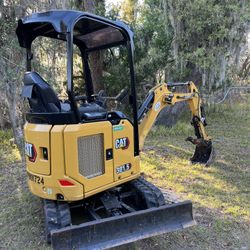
[{"x1": 51, "y1": 201, "x2": 195, "y2": 250}]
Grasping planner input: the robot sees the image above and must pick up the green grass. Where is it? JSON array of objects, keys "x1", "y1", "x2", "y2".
[
  {"x1": 150, "y1": 121, "x2": 193, "y2": 137},
  {"x1": 133, "y1": 95, "x2": 250, "y2": 249},
  {"x1": 0, "y1": 130, "x2": 48, "y2": 249},
  {"x1": 0, "y1": 130, "x2": 21, "y2": 163},
  {"x1": 0, "y1": 95, "x2": 249, "y2": 249}
]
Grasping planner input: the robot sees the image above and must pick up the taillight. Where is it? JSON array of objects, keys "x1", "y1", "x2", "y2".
[{"x1": 58, "y1": 179, "x2": 75, "y2": 186}]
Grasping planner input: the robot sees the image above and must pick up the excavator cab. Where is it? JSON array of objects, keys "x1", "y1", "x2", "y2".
[
  {"x1": 16, "y1": 10, "x2": 213, "y2": 249},
  {"x1": 17, "y1": 11, "x2": 138, "y2": 129}
]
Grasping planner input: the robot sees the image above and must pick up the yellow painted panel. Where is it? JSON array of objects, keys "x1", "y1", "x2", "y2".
[
  {"x1": 26, "y1": 125, "x2": 84, "y2": 201},
  {"x1": 85, "y1": 172, "x2": 140, "y2": 198},
  {"x1": 112, "y1": 120, "x2": 139, "y2": 180},
  {"x1": 50, "y1": 125, "x2": 67, "y2": 177},
  {"x1": 25, "y1": 122, "x2": 141, "y2": 201},
  {"x1": 24, "y1": 123, "x2": 52, "y2": 175},
  {"x1": 64, "y1": 121, "x2": 113, "y2": 193},
  {"x1": 27, "y1": 170, "x2": 84, "y2": 201}
]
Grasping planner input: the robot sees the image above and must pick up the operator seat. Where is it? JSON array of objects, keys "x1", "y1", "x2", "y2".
[
  {"x1": 22, "y1": 71, "x2": 61, "y2": 112},
  {"x1": 22, "y1": 72, "x2": 107, "y2": 121}
]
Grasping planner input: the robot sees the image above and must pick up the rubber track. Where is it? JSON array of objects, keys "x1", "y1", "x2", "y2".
[
  {"x1": 43, "y1": 200, "x2": 71, "y2": 243},
  {"x1": 130, "y1": 176, "x2": 165, "y2": 208}
]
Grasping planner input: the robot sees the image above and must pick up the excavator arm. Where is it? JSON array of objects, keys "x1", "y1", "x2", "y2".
[{"x1": 138, "y1": 81, "x2": 214, "y2": 166}]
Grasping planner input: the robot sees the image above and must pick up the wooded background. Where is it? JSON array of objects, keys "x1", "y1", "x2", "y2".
[{"x1": 0, "y1": 0, "x2": 249, "y2": 156}]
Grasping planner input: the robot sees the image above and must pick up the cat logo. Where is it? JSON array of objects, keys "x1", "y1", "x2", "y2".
[
  {"x1": 25, "y1": 142, "x2": 37, "y2": 162},
  {"x1": 115, "y1": 137, "x2": 129, "y2": 149}
]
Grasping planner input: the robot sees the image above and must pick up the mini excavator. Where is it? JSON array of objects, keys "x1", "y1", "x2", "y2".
[{"x1": 16, "y1": 10, "x2": 214, "y2": 250}]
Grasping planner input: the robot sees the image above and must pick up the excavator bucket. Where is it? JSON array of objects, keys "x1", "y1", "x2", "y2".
[
  {"x1": 51, "y1": 201, "x2": 195, "y2": 250},
  {"x1": 190, "y1": 140, "x2": 215, "y2": 166}
]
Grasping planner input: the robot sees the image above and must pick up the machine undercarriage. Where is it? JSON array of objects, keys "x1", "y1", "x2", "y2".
[{"x1": 45, "y1": 177, "x2": 195, "y2": 249}]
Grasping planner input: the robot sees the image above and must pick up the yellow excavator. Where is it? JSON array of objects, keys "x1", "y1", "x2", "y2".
[{"x1": 16, "y1": 10, "x2": 214, "y2": 250}]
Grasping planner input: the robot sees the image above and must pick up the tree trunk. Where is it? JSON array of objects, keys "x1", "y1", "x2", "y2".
[
  {"x1": 155, "y1": 102, "x2": 186, "y2": 127},
  {"x1": 5, "y1": 81, "x2": 24, "y2": 161},
  {"x1": 0, "y1": 109, "x2": 5, "y2": 129},
  {"x1": 82, "y1": 0, "x2": 105, "y2": 93}
]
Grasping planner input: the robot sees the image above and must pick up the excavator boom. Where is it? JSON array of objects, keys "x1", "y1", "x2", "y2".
[{"x1": 138, "y1": 81, "x2": 214, "y2": 166}]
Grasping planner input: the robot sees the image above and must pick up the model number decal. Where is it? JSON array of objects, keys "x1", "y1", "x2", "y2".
[
  {"x1": 27, "y1": 172, "x2": 44, "y2": 185},
  {"x1": 115, "y1": 137, "x2": 129, "y2": 149},
  {"x1": 116, "y1": 163, "x2": 131, "y2": 174}
]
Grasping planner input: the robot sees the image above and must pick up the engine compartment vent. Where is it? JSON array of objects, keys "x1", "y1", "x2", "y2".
[{"x1": 77, "y1": 134, "x2": 104, "y2": 178}]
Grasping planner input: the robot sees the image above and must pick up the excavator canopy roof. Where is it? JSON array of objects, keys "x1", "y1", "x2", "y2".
[{"x1": 16, "y1": 10, "x2": 134, "y2": 51}]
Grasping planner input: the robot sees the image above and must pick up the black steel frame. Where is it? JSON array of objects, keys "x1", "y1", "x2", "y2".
[{"x1": 18, "y1": 11, "x2": 139, "y2": 156}]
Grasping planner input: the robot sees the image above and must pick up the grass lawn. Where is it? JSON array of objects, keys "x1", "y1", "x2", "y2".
[
  {"x1": 0, "y1": 95, "x2": 249, "y2": 249},
  {"x1": 135, "y1": 96, "x2": 250, "y2": 249}
]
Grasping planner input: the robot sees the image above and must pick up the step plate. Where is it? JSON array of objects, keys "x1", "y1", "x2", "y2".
[{"x1": 51, "y1": 200, "x2": 196, "y2": 250}]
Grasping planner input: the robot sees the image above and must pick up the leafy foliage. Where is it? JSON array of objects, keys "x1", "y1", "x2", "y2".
[
  {"x1": 0, "y1": 0, "x2": 249, "y2": 142},
  {"x1": 107, "y1": 0, "x2": 249, "y2": 92}
]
